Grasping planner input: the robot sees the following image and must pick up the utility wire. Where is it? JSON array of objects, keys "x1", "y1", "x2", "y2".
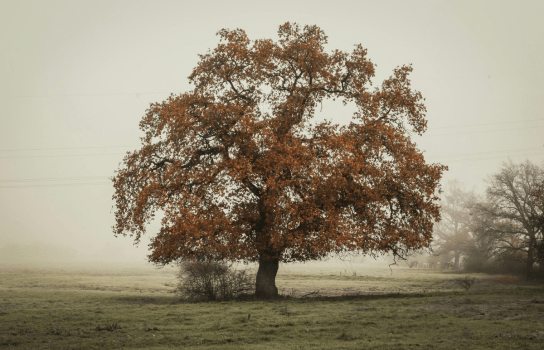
[
  {"x1": 1, "y1": 70, "x2": 541, "y2": 98},
  {"x1": 0, "y1": 182, "x2": 111, "y2": 189},
  {"x1": 0, "y1": 153, "x2": 125, "y2": 159},
  {"x1": 414, "y1": 70, "x2": 543, "y2": 81},
  {"x1": 430, "y1": 151, "x2": 544, "y2": 164},
  {"x1": 0, "y1": 92, "x2": 174, "y2": 98},
  {"x1": 422, "y1": 125, "x2": 544, "y2": 137},
  {"x1": 1, "y1": 148, "x2": 542, "y2": 188},
  {"x1": 0, "y1": 176, "x2": 110, "y2": 183},
  {"x1": 0, "y1": 145, "x2": 139, "y2": 152},
  {"x1": 1, "y1": 145, "x2": 541, "y2": 162},
  {"x1": 427, "y1": 118, "x2": 544, "y2": 130},
  {"x1": 426, "y1": 147, "x2": 544, "y2": 160},
  {"x1": 1, "y1": 119, "x2": 543, "y2": 154}
]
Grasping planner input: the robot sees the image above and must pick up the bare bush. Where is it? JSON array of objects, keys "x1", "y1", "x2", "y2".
[
  {"x1": 454, "y1": 276, "x2": 476, "y2": 291},
  {"x1": 95, "y1": 323, "x2": 121, "y2": 332},
  {"x1": 175, "y1": 259, "x2": 255, "y2": 301}
]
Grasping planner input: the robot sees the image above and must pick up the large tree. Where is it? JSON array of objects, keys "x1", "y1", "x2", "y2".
[
  {"x1": 461, "y1": 196, "x2": 501, "y2": 272},
  {"x1": 477, "y1": 160, "x2": 544, "y2": 279},
  {"x1": 535, "y1": 178, "x2": 544, "y2": 266},
  {"x1": 111, "y1": 23, "x2": 446, "y2": 299},
  {"x1": 432, "y1": 180, "x2": 473, "y2": 269}
]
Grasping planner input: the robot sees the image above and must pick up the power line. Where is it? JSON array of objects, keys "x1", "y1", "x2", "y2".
[
  {"x1": 0, "y1": 92, "x2": 174, "y2": 98},
  {"x1": 0, "y1": 153, "x2": 126, "y2": 159},
  {"x1": 0, "y1": 117, "x2": 541, "y2": 154},
  {"x1": 0, "y1": 182, "x2": 111, "y2": 189},
  {"x1": 0, "y1": 145, "x2": 139, "y2": 152},
  {"x1": 1, "y1": 119, "x2": 543, "y2": 154},
  {"x1": 427, "y1": 118, "x2": 544, "y2": 130},
  {"x1": 438, "y1": 151, "x2": 544, "y2": 164},
  {"x1": 1, "y1": 70, "x2": 541, "y2": 99},
  {"x1": 1, "y1": 146, "x2": 542, "y2": 185},
  {"x1": 3, "y1": 155, "x2": 543, "y2": 188},
  {"x1": 426, "y1": 147, "x2": 544, "y2": 160},
  {"x1": 0, "y1": 144, "x2": 541, "y2": 163},
  {"x1": 423, "y1": 125, "x2": 544, "y2": 137},
  {"x1": 415, "y1": 70, "x2": 543, "y2": 81},
  {"x1": 0, "y1": 176, "x2": 110, "y2": 183}
]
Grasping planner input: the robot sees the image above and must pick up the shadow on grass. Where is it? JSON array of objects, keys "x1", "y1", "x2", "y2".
[
  {"x1": 168, "y1": 290, "x2": 483, "y2": 304},
  {"x1": 286, "y1": 291, "x2": 450, "y2": 303},
  {"x1": 112, "y1": 295, "x2": 174, "y2": 305},
  {"x1": 110, "y1": 291, "x2": 437, "y2": 305},
  {"x1": 111, "y1": 277, "x2": 544, "y2": 305}
]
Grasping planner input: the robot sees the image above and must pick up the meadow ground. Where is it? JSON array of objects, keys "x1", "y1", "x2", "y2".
[{"x1": 1, "y1": 261, "x2": 544, "y2": 349}]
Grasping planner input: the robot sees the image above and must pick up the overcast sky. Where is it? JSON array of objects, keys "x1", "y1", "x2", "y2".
[{"x1": 1, "y1": 0, "x2": 543, "y2": 266}]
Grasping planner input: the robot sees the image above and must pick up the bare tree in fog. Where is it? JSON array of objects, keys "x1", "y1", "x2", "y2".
[
  {"x1": 476, "y1": 160, "x2": 544, "y2": 279},
  {"x1": 432, "y1": 180, "x2": 473, "y2": 269},
  {"x1": 462, "y1": 197, "x2": 501, "y2": 272},
  {"x1": 535, "y1": 179, "x2": 544, "y2": 266}
]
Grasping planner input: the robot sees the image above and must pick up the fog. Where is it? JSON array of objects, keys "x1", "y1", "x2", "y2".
[{"x1": 1, "y1": 0, "x2": 542, "y2": 268}]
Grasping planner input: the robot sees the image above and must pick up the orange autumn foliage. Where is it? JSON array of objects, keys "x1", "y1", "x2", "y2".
[{"x1": 112, "y1": 23, "x2": 446, "y2": 267}]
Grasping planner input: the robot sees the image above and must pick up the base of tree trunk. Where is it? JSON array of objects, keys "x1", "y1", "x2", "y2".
[
  {"x1": 255, "y1": 257, "x2": 279, "y2": 299},
  {"x1": 454, "y1": 254, "x2": 460, "y2": 270},
  {"x1": 525, "y1": 260, "x2": 534, "y2": 280}
]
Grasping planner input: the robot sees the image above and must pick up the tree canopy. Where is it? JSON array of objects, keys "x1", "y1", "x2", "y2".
[{"x1": 111, "y1": 23, "x2": 446, "y2": 298}]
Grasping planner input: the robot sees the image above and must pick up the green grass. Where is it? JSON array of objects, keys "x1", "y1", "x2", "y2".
[{"x1": 1, "y1": 263, "x2": 544, "y2": 349}]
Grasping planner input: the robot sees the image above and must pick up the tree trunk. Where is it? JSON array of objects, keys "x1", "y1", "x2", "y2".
[
  {"x1": 525, "y1": 258, "x2": 534, "y2": 280},
  {"x1": 525, "y1": 233, "x2": 536, "y2": 281},
  {"x1": 255, "y1": 256, "x2": 279, "y2": 299},
  {"x1": 453, "y1": 252, "x2": 460, "y2": 270},
  {"x1": 526, "y1": 238, "x2": 535, "y2": 280}
]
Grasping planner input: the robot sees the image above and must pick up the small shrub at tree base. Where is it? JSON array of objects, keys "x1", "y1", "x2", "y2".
[
  {"x1": 454, "y1": 277, "x2": 476, "y2": 291},
  {"x1": 95, "y1": 323, "x2": 121, "y2": 332},
  {"x1": 175, "y1": 259, "x2": 255, "y2": 301}
]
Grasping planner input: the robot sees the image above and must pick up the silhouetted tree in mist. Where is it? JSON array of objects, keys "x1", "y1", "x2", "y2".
[
  {"x1": 475, "y1": 160, "x2": 544, "y2": 279},
  {"x1": 432, "y1": 180, "x2": 474, "y2": 269}
]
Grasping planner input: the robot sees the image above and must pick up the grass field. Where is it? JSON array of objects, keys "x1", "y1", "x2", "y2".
[{"x1": 1, "y1": 262, "x2": 544, "y2": 349}]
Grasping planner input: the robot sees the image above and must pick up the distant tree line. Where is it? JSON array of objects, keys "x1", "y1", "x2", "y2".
[{"x1": 431, "y1": 160, "x2": 544, "y2": 280}]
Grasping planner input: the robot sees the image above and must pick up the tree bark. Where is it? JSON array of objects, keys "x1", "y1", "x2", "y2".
[{"x1": 255, "y1": 256, "x2": 279, "y2": 299}]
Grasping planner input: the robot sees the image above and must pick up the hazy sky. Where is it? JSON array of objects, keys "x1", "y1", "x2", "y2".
[{"x1": 1, "y1": 0, "x2": 543, "y2": 266}]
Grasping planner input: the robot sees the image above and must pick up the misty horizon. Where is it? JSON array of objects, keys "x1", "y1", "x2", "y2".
[{"x1": 1, "y1": 0, "x2": 543, "y2": 267}]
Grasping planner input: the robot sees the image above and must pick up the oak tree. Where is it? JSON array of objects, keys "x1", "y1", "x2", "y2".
[{"x1": 111, "y1": 23, "x2": 446, "y2": 299}]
